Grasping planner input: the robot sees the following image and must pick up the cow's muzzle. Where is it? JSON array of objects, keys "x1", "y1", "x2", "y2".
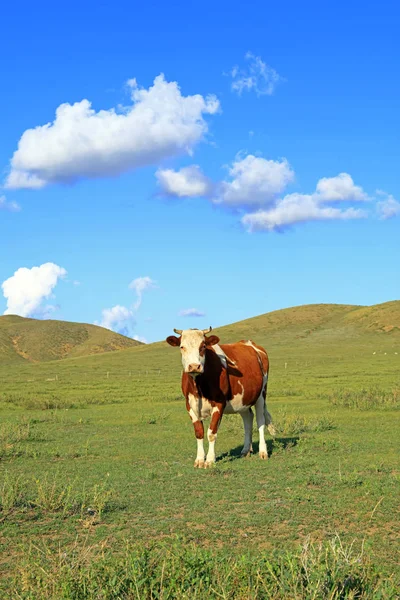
[{"x1": 187, "y1": 363, "x2": 203, "y2": 375}]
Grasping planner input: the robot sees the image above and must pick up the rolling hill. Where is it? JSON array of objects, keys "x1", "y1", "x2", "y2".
[
  {"x1": 213, "y1": 300, "x2": 400, "y2": 345},
  {"x1": 0, "y1": 315, "x2": 141, "y2": 363},
  {"x1": 0, "y1": 300, "x2": 398, "y2": 369}
]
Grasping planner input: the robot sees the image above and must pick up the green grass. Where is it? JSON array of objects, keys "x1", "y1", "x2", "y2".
[{"x1": 0, "y1": 302, "x2": 399, "y2": 597}]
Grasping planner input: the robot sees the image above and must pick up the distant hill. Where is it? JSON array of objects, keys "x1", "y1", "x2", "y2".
[
  {"x1": 213, "y1": 301, "x2": 400, "y2": 348},
  {"x1": 1, "y1": 301, "x2": 398, "y2": 369},
  {"x1": 0, "y1": 315, "x2": 141, "y2": 363}
]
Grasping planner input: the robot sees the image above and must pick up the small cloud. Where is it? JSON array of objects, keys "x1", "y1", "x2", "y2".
[
  {"x1": 242, "y1": 194, "x2": 366, "y2": 232},
  {"x1": 179, "y1": 308, "x2": 206, "y2": 317},
  {"x1": 129, "y1": 276, "x2": 156, "y2": 310},
  {"x1": 376, "y1": 191, "x2": 400, "y2": 220},
  {"x1": 214, "y1": 154, "x2": 294, "y2": 209},
  {"x1": 241, "y1": 172, "x2": 369, "y2": 232},
  {"x1": 315, "y1": 173, "x2": 369, "y2": 203},
  {"x1": 72, "y1": 280, "x2": 81, "y2": 286},
  {"x1": 1, "y1": 262, "x2": 67, "y2": 317},
  {"x1": 156, "y1": 165, "x2": 213, "y2": 198},
  {"x1": 230, "y1": 52, "x2": 283, "y2": 97},
  {"x1": 133, "y1": 334, "x2": 148, "y2": 343},
  {"x1": 0, "y1": 195, "x2": 21, "y2": 212},
  {"x1": 97, "y1": 305, "x2": 136, "y2": 337}
]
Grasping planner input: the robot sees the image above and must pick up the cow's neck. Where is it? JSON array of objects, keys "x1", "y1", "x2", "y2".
[{"x1": 182, "y1": 349, "x2": 229, "y2": 400}]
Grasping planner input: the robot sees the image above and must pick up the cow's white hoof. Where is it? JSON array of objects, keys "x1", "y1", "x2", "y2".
[
  {"x1": 194, "y1": 459, "x2": 205, "y2": 468},
  {"x1": 204, "y1": 460, "x2": 215, "y2": 469},
  {"x1": 259, "y1": 451, "x2": 268, "y2": 460}
]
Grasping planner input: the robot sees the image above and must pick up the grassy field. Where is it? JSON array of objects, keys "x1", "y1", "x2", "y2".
[{"x1": 0, "y1": 303, "x2": 399, "y2": 598}]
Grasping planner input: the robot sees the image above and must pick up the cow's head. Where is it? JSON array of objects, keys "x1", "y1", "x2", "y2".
[{"x1": 166, "y1": 327, "x2": 220, "y2": 376}]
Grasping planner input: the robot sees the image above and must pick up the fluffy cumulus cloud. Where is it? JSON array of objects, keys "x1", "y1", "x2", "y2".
[
  {"x1": 156, "y1": 165, "x2": 213, "y2": 197},
  {"x1": 178, "y1": 308, "x2": 205, "y2": 317},
  {"x1": 315, "y1": 173, "x2": 369, "y2": 202},
  {"x1": 1, "y1": 262, "x2": 67, "y2": 317},
  {"x1": 98, "y1": 305, "x2": 136, "y2": 337},
  {"x1": 214, "y1": 154, "x2": 294, "y2": 209},
  {"x1": 129, "y1": 276, "x2": 156, "y2": 310},
  {"x1": 376, "y1": 190, "x2": 400, "y2": 220},
  {"x1": 0, "y1": 195, "x2": 21, "y2": 212},
  {"x1": 5, "y1": 75, "x2": 220, "y2": 189},
  {"x1": 242, "y1": 173, "x2": 369, "y2": 232},
  {"x1": 230, "y1": 52, "x2": 283, "y2": 97}
]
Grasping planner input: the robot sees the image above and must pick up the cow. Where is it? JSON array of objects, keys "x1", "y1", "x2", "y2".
[{"x1": 166, "y1": 327, "x2": 275, "y2": 468}]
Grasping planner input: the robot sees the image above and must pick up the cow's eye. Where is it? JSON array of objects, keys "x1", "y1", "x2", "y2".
[{"x1": 180, "y1": 346, "x2": 185, "y2": 350}]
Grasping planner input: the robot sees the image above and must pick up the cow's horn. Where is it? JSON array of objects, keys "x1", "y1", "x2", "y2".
[
  {"x1": 173, "y1": 328, "x2": 183, "y2": 335},
  {"x1": 202, "y1": 326, "x2": 212, "y2": 334}
]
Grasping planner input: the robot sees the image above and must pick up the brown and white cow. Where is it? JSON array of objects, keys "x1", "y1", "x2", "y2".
[{"x1": 166, "y1": 327, "x2": 275, "y2": 468}]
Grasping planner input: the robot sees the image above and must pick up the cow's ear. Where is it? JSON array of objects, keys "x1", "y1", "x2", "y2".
[
  {"x1": 205, "y1": 335, "x2": 220, "y2": 346},
  {"x1": 166, "y1": 335, "x2": 181, "y2": 347}
]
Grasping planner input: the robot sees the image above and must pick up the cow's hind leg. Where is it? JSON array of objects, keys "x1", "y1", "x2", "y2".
[
  {"x1": 240, "y1": 408, "x2": 254, "y2": 457},
  {"x1": 255, "y1": 395, "x2": 269, "y2": 459}
]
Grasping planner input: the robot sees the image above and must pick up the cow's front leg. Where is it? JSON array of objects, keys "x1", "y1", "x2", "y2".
[
  {"x1": 192, "y1": 420, "x2": 205, "y2": 468},
  {"x1": 205, "y1": 406, "x2": 222, "y2": 468}
]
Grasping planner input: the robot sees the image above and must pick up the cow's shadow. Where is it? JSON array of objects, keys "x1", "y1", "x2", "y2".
[{"x1": 217, "y1": 437, "x2": 299, "y2": 462}]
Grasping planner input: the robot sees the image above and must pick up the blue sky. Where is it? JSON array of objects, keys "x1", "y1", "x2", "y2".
[{"x1": 0, "y1": 0, "x2": 399, "y2": 342}]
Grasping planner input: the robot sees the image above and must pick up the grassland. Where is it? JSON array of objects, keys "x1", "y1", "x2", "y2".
[{"x1": 0, "y1": 302, "x2": 399, "y2": 598}]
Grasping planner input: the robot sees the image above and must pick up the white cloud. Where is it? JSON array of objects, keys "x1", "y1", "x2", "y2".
[
  {"x1": 97, "y1": 305, "x2": 135, "y2": 337},
  {"x1": 376, "y1": 191, "x2": 400, "y2": 220},
  {"x1": 0, "y1": 195, "x2": 21, "y2": 212},
  {"x1": 133, "y1": 334, "x2": 148, "y2": 344},
  {"x1": 214, "y1": 154, "x2": 294, "y2": 209},
  {"x1": 97, "y1": 276, "x2": 155, "y2": 339},
  {"x1": 241, "y1": 172, "x2": 369, "y2": 232},
  {"x1": 129, "y1": 276, "x2": 156, "y2": 311},
  {"x1": 242, "y1": 193, "x2": 366, "y2": 232},
  {"x1": 230, "y1": 52, "x2": 283, "y2": 97},
  {"x1": 156, "y1": 165, "x2": 213, "y2": 197},
  {"x1": 72, "y1": 280, "x2": 81, "y2": 286},
  {"x1": 315, "y1": 173, "x2": 369, "y2": 202},
  {"x1": 178, "y1": 308, "x2": 205, "y2": 317},
  {"x1": 5, "y1": 75, "x2": 220, "y2": 189},
  {"x1": 1, "y1": 262, "x2": 67, "y2": 317}
]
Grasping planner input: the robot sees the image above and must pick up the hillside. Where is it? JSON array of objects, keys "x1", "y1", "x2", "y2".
[
  {"x1": 214, "y1": 300, "x2": 400, "y2": 346},
  {"x1": 0, "y1": 300, "x2": 398, "y2": 372},
  {"x1": 0, "y1": 315, "x2": 141, "y2": 363}
]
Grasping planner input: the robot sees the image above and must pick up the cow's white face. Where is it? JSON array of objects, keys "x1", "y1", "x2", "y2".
[{"x1": 166, "y1": 329, "x2": 220, "y2": 376}]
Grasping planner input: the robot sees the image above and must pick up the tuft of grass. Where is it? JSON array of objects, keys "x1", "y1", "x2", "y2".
[
  {"x1": 31, "y1": 475, "x2": 114, "y2": 518},
  {"x1": 10, "y1": 536, "x2": 398, "y2": 599},
  {"x1": 0, "y1": 472, "x2": 114, "y2": 521},
  {"x1": 274, "y1": 409, "x2": 336, "y2": 436},
  {"x1": 326, "y1": 387, "x2": 400, "y2": 410},
  {"x1": 0, "y1": 418, "x2": 37, "y2": 458},
  {"x1": 0, "y1": 471, "x2": 27, "y2": 514}
]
